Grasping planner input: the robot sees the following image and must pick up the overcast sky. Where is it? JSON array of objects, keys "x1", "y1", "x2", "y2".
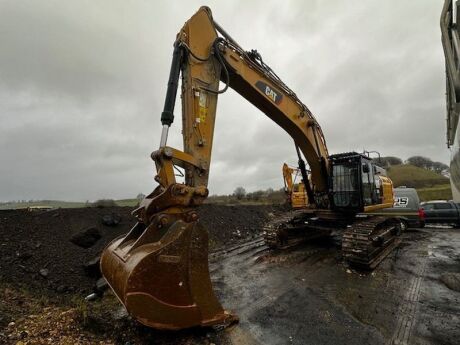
[{"x1": 0, "y1": 1, "x2": 449, "y2": 201}]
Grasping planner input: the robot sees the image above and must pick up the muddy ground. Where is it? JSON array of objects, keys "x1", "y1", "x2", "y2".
[{"x1": 1, "y1": 205, "x2": 459, "y2": 344}]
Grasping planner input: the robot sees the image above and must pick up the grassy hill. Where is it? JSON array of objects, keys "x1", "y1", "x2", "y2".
[
  {"x1": 416, "y1": 184, "x2": 452, "y2": 201},
  {"x1": 387, "y1": 164, "x2": 452, "y2": 201},
  {"x1": 113, "y1": 199, "x2": 139, "y2": 207},
  {"x1": 387, "y1": 165, "x2": 448, "y2": 188}
]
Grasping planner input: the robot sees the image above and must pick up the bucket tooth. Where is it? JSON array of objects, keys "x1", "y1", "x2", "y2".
[{"x1": 101, "y1": 218, "x2": 235, "y2": 330}]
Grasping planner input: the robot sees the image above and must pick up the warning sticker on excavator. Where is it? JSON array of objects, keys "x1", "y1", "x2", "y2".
[
  {"x1": 199, "y1": 92, "x2": 207, "y2": 123},
  {"x1": 199, "y1": 107, "x2": 207, "y2": 122}
]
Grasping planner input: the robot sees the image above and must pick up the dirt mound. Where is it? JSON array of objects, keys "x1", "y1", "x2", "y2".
[
  {"x1": 200, "y1": 204, "x2": 278, "y2": 248},
  {"x1": 0, "y1": 204, "x2": 278, "y2": 298}
]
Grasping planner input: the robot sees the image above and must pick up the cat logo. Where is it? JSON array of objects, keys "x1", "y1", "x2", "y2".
[{"x1": 255, "y1": 81, "x2": 283, "y2": 105}]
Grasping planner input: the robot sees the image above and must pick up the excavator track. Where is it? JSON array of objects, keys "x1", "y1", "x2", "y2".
[
  {"x1": 263, "y1": 211, "x2": 300, "y2": 249},
  {"x1": 265, "y1": 212, "x2": 401, "y2": 269},
  {"x1": 342, "y1": 216, "x2": 401, "y2": 269},
  {"x1": 263, "y1": 210, "x2": 330, "y2": 249}
]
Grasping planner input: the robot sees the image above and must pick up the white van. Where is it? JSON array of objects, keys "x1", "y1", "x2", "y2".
[{"x1": 373, "y1": 187, "x2": 425, "y2": 230}]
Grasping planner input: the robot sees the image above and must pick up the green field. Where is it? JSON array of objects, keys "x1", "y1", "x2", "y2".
[
  {"x1": 0, "y1": 199, "x2": 139, "y2": 210},
  {"x1": 0, "y1": 200, "x2": 86, "y2": 210},
  {"x1": 113, "y1": 199, "x2": 139, "y2": 207},
  {"x1": 416, "y1": 184, "x2": 452, "y2": 201}
]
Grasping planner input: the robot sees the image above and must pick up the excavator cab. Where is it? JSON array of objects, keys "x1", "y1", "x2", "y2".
[{"x1": 329, "y1": 153, "x2": 393, "y2": 213}]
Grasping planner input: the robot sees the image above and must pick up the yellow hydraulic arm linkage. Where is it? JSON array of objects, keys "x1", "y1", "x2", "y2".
[{"x1": 101, "y1": 6, "x2": 329, "y2": 330}]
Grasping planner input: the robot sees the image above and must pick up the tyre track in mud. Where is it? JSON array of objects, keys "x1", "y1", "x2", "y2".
[
  {"x1": 208, "y1": 236, "x2": 385, "y2": 345},
  {"x1": 207, "y1": 228, "x2": 460, "y2": 345},
  {"x1": 209, "y1": 236, "x2": 267, "y2": 262},
  {"x1": 387, "y1": 231, "x2": 428, "y2": 345},
  {"x1": 210, "y1": 236, "x2": 270, "y2": 345},
  {"x1": 388, "y1": 254, "x2": 427, "y2": 345},
  {"x1": 408, "y1": 228, "x2": 460, "y2": 345},
  {"x1": 210, "y1": 236, "x2": 311, "y2": 345}
]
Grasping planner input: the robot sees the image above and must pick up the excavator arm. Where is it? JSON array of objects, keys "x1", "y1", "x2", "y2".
[
  {"x1": 152, "y1": 6, "x2": 329, "y2": 211},
  {"x1": 283, "y1": 163, "x2": 295, "y2": 194}
]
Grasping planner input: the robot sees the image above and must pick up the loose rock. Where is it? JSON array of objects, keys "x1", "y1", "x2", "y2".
[
  {"x1": 69, "y1": 227, "x2": 101, "y2": 249},
  {"x1": 39, "y1": 269, "x2": 49, "y2": 278},
  {"x1": 440, "y1": 273, "x2": 460, "y2": 292},
  {"x1": 83, "y1": 256, "x2": 101, "y2": 278},
  {"x1": 56, "y1": 285, "x2": 66, "y2": 293},
  {"x1": 101, "y1": 214, "x2": 121, "y2": 227}
]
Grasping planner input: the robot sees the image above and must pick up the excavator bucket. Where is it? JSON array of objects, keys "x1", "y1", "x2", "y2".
[{"x1": 100, "y1": 217, "x2": 235, "y2": 330}]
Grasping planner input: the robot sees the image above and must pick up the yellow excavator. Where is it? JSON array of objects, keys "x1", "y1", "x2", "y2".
[
  {"x1": 282, "y1": 163, "x2": 309, "y2": 209},
  {"x1": 100, "y1": 7, "x2": 399, "y2": 331}
]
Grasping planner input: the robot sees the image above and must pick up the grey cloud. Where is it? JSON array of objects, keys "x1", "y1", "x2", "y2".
[{"x1": 0, "y1": 0, "x2": 451, "y2": 201}]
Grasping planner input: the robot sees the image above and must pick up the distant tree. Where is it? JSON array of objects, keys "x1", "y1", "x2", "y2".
[
  {"x1": 406, "y1": 156, "x2": 449, "y2": 173},
  {"x1": 247, "y1": 190, "x2": 264, "y2": 201},
  {"x1": 406, "y1": 156, "x2": 433, "y2": 169},
  {"x1": 377, "y1": 156, "x2": 403, "y2": 167},
  {"x1": 136, "y1": 193, "x2": 146, "y2": 201},
  {"x1": 266, "y1": 188, "x2": 286, "y2": 204},
  {"x1": 431, "y1": 161, "x2": 449, "y2": 174},
  {"x1": 233, "y1": 187, "x2": 246, "y2": 200}
]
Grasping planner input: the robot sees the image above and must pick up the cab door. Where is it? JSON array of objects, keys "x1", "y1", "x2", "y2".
[{"x1": 361, "y1": 161, "x2": 379, "y2": 206}]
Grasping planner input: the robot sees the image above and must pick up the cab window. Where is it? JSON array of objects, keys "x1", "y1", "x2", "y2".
[{"x1": 332, "y1": 164, "x2": 358, "y2": 192}]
